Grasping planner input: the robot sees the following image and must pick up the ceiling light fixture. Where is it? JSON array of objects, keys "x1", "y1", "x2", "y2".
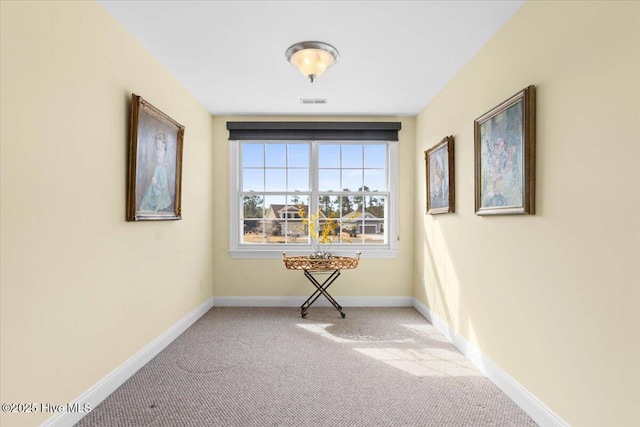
[{"x1": 286, "y1": 41, "x2": 339, "y2": 83}]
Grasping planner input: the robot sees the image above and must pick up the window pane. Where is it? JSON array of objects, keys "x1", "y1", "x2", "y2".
[
  {"x1": 342, "y1": 169, "x2": 362, "y2": 192},
  {"x1": 242, "y1": 195, "x2": 264, "y2": 218},
  {"x1": 318, "y1": 216, "x2": 339, "y2": 246},
  {"x1": 265, "y1": 144, "x2": 286, "y2": 167},
  {"x1": 288, "y1": 195, "x2": 309, "y2": 217},
  {"x1": 365, "y1": 195, "x2": 386, "y2": 219},
  {"x1": 319, "y1": 144, "x2": 340, "y2": 168},
  {"x1": 319, "y1": 169, "x2": 341, "y2": 191},
  {"x1": 264, "y1": 194, "x2": 287, "y2": 206},
  {"x1": 339, "y1": 219, "x2": 362, "y2": 244},
  {"x1": 287, "y1": 194, "x2": 309, "y2": 208},
  {"x1": 318, "y1": 195, "x2": 339, "y2": 218},
  {"x1": 242, "y1": 219, "x2": 264, "y2": 244},
  {"x1": 288, "y1": 168, "x2": 309, "y2": 191},
  {"x1": 242, "y1": 144, "x2": 263, "y2": 167},
  {"x1": 264, "y1": 196, "x2": 287, "y2": 244},
  {"x1": 364, "y1": 144, "x2": 386, "y2": 168},
  {"x1": 339, "y1": 196, "x2": 360, "y2": 217},
  {"x1": 285, "y1": 220, "x2": 308, "y2": 243},
  {"x1": 341, "y1": 144, "x2": 363, "y2": 168},
  {"x1": 242, "y1": 169, "x2": 263, "y2": 191},
  {"x1": 265, "y1": 223, "x2": 286, "y2": 243},
  {"x1": 264, "y1": 195, "x2": 286, "y2": 219},
  {"x1": 363, "y1": 169, "x2": 386, "y2": 192},
  {"x1": 362, "y1": 220, "x2": 385, "y2": 244},
  {"x1": 265, "y1": 168, "x2": 286, "y2": 191},
  {"x1": 288, "y1": 144, "x2": 309, "y2": 167}
]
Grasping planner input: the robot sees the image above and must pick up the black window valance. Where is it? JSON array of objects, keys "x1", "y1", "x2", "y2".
[{"x1": 227, "y1": 121, "x2": 401, "y2": 141}]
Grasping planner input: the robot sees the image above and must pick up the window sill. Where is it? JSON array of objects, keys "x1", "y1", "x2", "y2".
[{"x1": 228, "y1": 248, "x2": 398, "y2": 259}]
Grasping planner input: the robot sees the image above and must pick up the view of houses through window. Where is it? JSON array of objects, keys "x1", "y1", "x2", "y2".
[{"x1": 240, "y1": 142, "x2": 388, "y2": 246}]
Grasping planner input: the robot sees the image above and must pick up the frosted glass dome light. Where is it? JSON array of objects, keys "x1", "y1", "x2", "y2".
[{"x1": 286, "y1": 41, "x2": 339, "y2": 83}]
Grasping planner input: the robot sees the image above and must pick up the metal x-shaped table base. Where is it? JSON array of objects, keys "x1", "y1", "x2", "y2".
[{"x1": 300, "y1": 269, "x2": 346, "y2": 318}]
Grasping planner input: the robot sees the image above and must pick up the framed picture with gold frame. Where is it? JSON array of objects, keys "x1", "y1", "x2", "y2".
[
  {"x1": 127, "y1": 94, "x2": 185, "y2": 221},
  {"x1": 474, "y1": 85, "x2": 535, "y2": 215},
  {"x1": 425, "y1": 135, "x2": 455, "y2": 214}
]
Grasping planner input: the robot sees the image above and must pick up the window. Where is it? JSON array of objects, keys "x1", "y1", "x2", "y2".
[{"x1": 228, "y1": 122, "x2": 400, "y2": 258}]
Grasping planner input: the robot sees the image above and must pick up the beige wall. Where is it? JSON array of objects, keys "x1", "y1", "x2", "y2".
[
  {"x1": 212, "y1": 116, "x2": 415, "y2": 298},
  {"x1": 414, "y1": 1, "x2": 639, "y2": 426},
  {"x1": 0, "y1": 2, "x2": 214, "y2": 426}
]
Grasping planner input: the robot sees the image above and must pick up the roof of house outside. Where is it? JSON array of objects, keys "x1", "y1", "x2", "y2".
[{"x1": 341, "y1": 211, "x2": 378, "y2": 220}]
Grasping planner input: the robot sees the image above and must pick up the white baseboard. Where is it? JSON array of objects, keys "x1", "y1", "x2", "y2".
[
  {"x1": 412, "y1": 299, "x2": 568, "y2": 427},
  {"x1": 213, "y1": 296, "x2": 414, "y2": 307},
  {"x1": 40, "y1": 297, "x2": 214, "y2": 427}
]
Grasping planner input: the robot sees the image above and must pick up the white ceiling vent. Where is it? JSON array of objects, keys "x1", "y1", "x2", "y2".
[{"x1": 300, "y1": 98, "x2": 328, "y2": 105}]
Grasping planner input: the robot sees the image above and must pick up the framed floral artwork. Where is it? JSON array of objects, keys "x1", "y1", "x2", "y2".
[
  {"x1": 474, "y1": 85, "x2": 535, "y2": 215},
  {"x1": 425, "y1": 135, "x2": 455, "y2": 214},
  {"x1": 127, "y1": 94, "x2": 185, "y2": 221}
]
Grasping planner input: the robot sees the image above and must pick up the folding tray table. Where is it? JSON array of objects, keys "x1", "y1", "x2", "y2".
[{"x1": 283, "y1": 252, "x2": 360, "y2": 318}]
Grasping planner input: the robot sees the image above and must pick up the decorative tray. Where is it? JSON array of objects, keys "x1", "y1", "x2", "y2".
[{"x1": 282, "y1": 252, "x2": 361, "y2": 271}]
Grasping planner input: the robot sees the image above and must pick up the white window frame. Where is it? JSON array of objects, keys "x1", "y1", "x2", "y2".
[{"x1": 229, "y1": 140, "x2": 398, "y2": 259}]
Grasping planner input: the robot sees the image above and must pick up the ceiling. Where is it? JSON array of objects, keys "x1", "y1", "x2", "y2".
[{"x1": 97, "y1": 1, "x2": 525, "y2": 117}]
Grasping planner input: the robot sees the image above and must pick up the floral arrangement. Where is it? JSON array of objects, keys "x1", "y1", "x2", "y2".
[{"x1": 298, "y1": 205, "x2": 338, "y2": 259}]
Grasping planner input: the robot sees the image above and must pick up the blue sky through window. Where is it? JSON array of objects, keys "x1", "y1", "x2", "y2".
[{"x1": 242, "y1": 142, "x2": 386, "y2": 192}]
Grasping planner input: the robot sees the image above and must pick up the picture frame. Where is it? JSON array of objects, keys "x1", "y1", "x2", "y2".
[
  {"x1": 474, "y1": 85, "x2": 535, "y2": 215},
  {"x1": 127, "y1": 94, "x2": 185, "y2": 221},
  {"x1": 425, "y1": 135, "x2": 455, "y2": 214}
]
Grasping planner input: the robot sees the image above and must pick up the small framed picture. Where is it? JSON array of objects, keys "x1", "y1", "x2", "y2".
[
  {"x1": 127, "y1": 94, "x2": 185, "y2": 221},
  {"x1": 425, "y1": 136, "x2": 455, "y2": 214},
  {"x1": 474, "y1": 85, "x2": 535, "y2": 215}
]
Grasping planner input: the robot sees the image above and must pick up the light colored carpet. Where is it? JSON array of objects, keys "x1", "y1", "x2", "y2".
[{"x1": 76, "y1": 307, "x2": 537, "y2": 426}]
